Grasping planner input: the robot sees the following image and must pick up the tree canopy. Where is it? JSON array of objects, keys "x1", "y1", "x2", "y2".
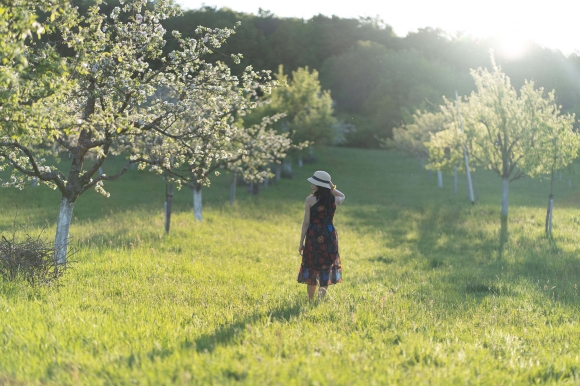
[{"x1": 427, "y1": 58, "x2": 580, "y2": 218}]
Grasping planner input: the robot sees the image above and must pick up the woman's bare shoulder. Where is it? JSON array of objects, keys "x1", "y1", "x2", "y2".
[{"x1": 305, "y1": 195, "x2": 316, "y2": 205}]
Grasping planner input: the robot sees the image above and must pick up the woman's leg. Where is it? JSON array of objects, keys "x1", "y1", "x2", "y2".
[
  {"x1": 307, "y1": 285, "x2": 317, "y2": 301},
  {"x1": 318, "y1": 286, "x2": 328, "y2": 300}
]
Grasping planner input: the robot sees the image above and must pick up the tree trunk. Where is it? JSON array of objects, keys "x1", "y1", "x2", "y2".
[
  {"x1": 472, "y1": 173, "x2": 480, "y2": 201},
  {"x1": 264, "y1": 175, "x2": 269, "y2": 188},
  {"x1": 275, "y1": 164, "x2": 281, "y2": 180},
  {"x1": 193, "y1": 182, "x2": 202, "y2": 222},
  {"x1": 230, "y1": 173, "x2": 237, "y2": 205},
  {"x1": 164, "y1": 181, "x2": 173, "y2": 234},
  {"x1": 437, "y1": 170, "x2": 443, "y2": 188},
  {"x1": 99, "y1": 166, "x2": 103, "y2": 177},
  {"x1": 545, "y1": 195, "x2": 554, "y2": 236},
  {"x1": 247, "y1": 182, "x2": 259, "y2": 195},
  {"x1": 453, "y1": 166, "x2": 457, "y2": 194},
  {"x1": 283, "y1": 158, "x2": 292, "y2": 177},
  {"x1": 501, "y1": 177, "x2": 509, "y2": 218},
  {"x1": 54, "y1": 196, "x2": 75, "y2": 265},
  {"x1": 32, "y1": 178, "x2": 38, "y2": 187},
  {"x1": 298, "y1": 153, "x2": 303, "y2": 167},
  {"x1": 545, "y1": 170, "x2": 555, "y2": 236}
]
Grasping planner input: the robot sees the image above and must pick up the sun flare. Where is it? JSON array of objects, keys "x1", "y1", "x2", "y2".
[{"x1": 499, "y1": 35, "x2": 528, "y2": 58}]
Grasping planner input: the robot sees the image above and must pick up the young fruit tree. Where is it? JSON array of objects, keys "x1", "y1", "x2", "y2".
[
  {"x1": 151, "y1": 112, "x2": 293, "y2": 223},
  {"x1": 384, "y1": 110, "x2": 448, "y2": 188},
  {"x1": 524, "y1": 102, "x2": 578, "y2": 235},
  {"x1": 245, "y1": 65, "x2": 335, "y2": 176},
  {"x1": 0, "y1": 0, "x2": 275, "y2": 265},
  {"x1": 427, "y1": 57, "x2": 579, "y2": 226}
]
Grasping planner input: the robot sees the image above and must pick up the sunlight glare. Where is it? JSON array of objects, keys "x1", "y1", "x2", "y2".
[{"x1": 498, "y1": 35, "x2": 528, "y2": 59}]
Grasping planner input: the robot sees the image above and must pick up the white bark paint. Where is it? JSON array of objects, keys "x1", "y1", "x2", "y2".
[
  {"x1": 32, "y1": 178, "x2": 38, "y2": 187},
  {"x1": 298, "y1": 154, "x2": 303, "y2": 167},
  {"x1": 455, "y1": 90, "x2": 474, "y2": 205},
  {"x1": 275, "y1": 164, "x2": 281, "y2": 180},
  {"x1": 99, "y1": 166, "x2": 103, "y2": 176},
  {"x1": 437, "y1": 170, "x2": 443, "y2": 188},
  {"x1": 501, "y1": 177, "x2": 509, "y2": 217},
  {"x1": 453, "y1": 166, "x2": 457, "y2": 194},
  {"x1": 194, "y1": 185, "x2": 202, "y2": 222},
  {"x1": 54, "y1": 196, "x2": 75, "y2": 265},
  {"x1": 264, "y1": 175, "x2": 269, "y2": 187},
  {"x1": 283, "y1": 160, "x2": 292, "y2": 176}
]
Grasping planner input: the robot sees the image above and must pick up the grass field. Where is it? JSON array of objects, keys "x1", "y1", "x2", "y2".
[{"x1": 2, "y1": 147, "x2": 580, "y2": 385}]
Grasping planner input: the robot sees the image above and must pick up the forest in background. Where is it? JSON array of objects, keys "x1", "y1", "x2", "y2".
[{"x1": 71, "y1": 1, "x2": 580, "y2": 148}]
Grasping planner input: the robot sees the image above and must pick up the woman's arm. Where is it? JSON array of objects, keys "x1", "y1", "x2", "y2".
[
  {"x1": 299, "y1": 197, "x2": 312, "y2": 254},
  {"x1": 329, "y1": 182, "x2": 345, "y2": 205}
]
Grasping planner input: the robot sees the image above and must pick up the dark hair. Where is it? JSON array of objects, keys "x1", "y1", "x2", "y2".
[{"x1": 312, "y1": 186, "x2": 334, "y2": 212}]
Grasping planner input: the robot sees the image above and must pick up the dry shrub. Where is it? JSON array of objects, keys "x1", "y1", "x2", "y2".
[{"x1": 0, "y1": 227, "x2": 68, "y2": 285}]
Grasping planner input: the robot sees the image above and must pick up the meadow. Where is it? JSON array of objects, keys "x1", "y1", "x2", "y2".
[{"x1": 1, "y1": 147, "x2": 580, "y2": 385}]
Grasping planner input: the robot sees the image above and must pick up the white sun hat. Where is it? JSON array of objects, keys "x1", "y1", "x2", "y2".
[{"x1": 307, "y1": 170, "x2": 332, "y2": 188}]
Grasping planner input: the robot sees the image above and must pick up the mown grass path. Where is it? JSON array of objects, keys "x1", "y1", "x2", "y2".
[{"x1": 2, "y1": 148, "x2": 580, "y2": 385}]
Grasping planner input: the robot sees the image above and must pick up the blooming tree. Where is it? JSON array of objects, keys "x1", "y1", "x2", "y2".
[
  {"x1": 427, "y1": 58, "x2": 579, "y2": 224},
  {"x1": 0, "y1": 0, "x2": 276, "y2": 264}
]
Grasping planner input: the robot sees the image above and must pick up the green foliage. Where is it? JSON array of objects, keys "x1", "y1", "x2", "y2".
[
  {"x1": 0, "y1": 0, "x2": 72, "y2": 139},
  {"x1": 320, "y1": 42, "x2": 465, "y2": 146},
  {"x1": 428, "y1": 58, "x2": 579, "y2": 182},
  {"x1": 57, "y1": 6, "x2": 580, "y2": 148},
  {"x1": 246, "y1": 65, "x2": 337, "y2": 147},
  {"x1": 3, "y1": 148, "x2": 580, "y2": 383},
  {"x1": 385, "y1": 110, "x2": 448, "y2": 161}
]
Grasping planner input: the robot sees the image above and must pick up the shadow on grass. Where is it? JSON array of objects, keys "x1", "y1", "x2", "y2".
[
  {"x1": 413, "y1": 208, "x2": 580, "y2": 304},
  {"x1": 345, "y1": 201, "x2": 580, "y2": 305},
  {"x1": 191, "y1": 298, "x2": 304, "y2": 353}
]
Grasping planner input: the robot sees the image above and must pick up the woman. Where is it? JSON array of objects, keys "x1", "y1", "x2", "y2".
[{"x1": 297, "y1": 170, "x2": 346, "y2": 301}]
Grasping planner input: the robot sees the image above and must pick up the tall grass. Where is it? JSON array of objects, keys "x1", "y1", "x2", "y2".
[{"x1": 1, "y1": 148, "x2": 580, "y2": 384}]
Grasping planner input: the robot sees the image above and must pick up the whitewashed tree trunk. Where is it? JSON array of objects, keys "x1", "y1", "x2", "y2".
[
  {"x1": 437, "y1": 170, "x2": 443, "y2": 188},
  {"x1": 298, "y1": 153, "x2": 303, "y2": 167},
  {"x1": 275, "y1": 164, "x2": 282, "y2": 180},
  {"x1": 54, "y1": 196, "x2": 75, "y2": 265},
  {"x1": 32, "y1": 178, "x2": 38, "y2": 187},
  {"x1": 264, "y1": 175, "x2": 269, "y2": 187},
  {"x1": 99, "y1": 166, "x2": 103, "y2": 177},
  {"x1": 501, "y1": 177, "x2": 509, "y2": 218},
  {"x1": 283, "y1": 159, "x2": 292, "y2": 177},
  {"x1": 453, "y1": 166, "x2": 457, "y2": 194},
  {"x1": 193, "y1": 183, "x2": 202, "y2": 222}
]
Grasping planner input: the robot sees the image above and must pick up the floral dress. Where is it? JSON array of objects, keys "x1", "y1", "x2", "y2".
[{"x1": 297, "y1": 195, "x2": 342, "y2": 286}]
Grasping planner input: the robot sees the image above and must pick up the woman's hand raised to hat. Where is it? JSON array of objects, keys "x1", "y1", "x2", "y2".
[{"x1": 328, "y1": 181, "x2": 335, "y2": 190}]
